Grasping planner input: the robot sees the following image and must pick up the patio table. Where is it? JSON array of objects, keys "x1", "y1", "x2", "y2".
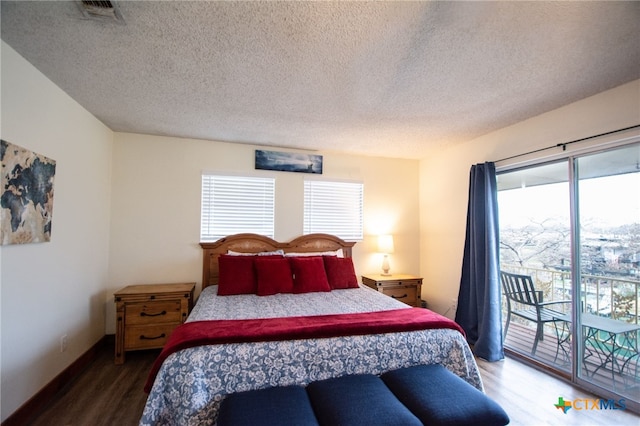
[{"x1": 553, "y1": 313, "x2": 640, "y2": 386}]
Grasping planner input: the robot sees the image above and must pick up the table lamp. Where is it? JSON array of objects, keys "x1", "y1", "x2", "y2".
[{"x1": 378, "y1": 234, "x2": 395, "y2": 276}]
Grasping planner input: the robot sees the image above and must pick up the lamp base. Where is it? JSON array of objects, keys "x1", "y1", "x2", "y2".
[{"x1": 381, "y1": 255, "x2": 391, "y2": 276}]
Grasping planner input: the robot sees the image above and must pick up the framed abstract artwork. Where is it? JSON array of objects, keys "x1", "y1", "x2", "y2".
[
  {"x1": 1, "y1": 139, "x2": 56, "y2": 245},
  {"x1": 255, "y1": 150, "x2": 323, "y2": 174}
]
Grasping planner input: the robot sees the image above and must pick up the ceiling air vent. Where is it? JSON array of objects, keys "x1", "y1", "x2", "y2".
[{"x1": 76, "y1": 0, "x2": 125, "y2": 24}]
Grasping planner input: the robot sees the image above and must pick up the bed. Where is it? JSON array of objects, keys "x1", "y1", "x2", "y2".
[{"x1": 140, "y1": 233, "x2": 482, "y2": 426}]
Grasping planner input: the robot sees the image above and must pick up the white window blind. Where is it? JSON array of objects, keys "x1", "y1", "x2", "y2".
[
  {"x1": 200, "y1": 175, "x2": 275, "y2": 241},
  {"x1": 303, "y1": 180, "x2": 363, "y2": 241}
]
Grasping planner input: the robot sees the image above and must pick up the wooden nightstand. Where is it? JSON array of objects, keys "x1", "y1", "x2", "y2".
[
  {"x1": 361, "y1": 274, "x2": 423, "y2": 307},
  {"x1": 114, "y1": 282, "x2": 195, "y2": 364}
]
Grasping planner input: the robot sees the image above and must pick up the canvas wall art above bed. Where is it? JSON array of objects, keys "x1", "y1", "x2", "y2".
[{"x1": 140, "y1": 234, "x2": 482, "y2": 425}]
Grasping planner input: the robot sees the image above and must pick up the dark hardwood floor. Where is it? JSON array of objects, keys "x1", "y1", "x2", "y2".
[
  {"x1": 24, "y1": 342, "x2": 640, "y2": 425},
  {"x1": 27, "y1": 345, "x2": 159, "y2": 426}
]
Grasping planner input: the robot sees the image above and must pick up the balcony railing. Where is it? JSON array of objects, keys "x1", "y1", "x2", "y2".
[{"x1": 501, "y1": 265, "x2": 639, "y2": 325}]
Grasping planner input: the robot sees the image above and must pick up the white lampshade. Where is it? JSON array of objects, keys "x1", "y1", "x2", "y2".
[{"x1": 377, "y1": 234, "x2": 395, "y2": 254}]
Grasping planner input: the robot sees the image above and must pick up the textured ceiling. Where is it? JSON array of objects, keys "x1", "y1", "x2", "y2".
[{"x1": 1, "y1": 1, "x2": 639, "y2": 159}]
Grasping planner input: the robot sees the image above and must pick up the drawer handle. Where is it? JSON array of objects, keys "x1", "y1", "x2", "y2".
[
  {"x1": 140, "y1": 333, "x2": 166, "y2": 340},
  {"x1": 140, "y1": 310, "x2": 167, "y2": 317},
  {"x1": 391, "y1": 294, "x2": 408, "y2": 299}
]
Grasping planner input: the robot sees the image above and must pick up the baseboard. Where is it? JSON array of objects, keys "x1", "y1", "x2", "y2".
[{"x1": 2, "y1": 335, "x2": 111, "y2": 426}]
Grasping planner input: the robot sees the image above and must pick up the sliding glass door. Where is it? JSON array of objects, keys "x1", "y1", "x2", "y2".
[
  {"x1": 574, "y1": 145, "x2": 640, "y2": 405},
  {"x1": 498, "y1": 161, "x2": 572, "y2": 373},
  {"x1": 498, "y1": 142, "x2": 640, "y2": 409}
]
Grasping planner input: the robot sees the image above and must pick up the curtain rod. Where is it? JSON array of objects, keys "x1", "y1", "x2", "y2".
[{"x1": 494, "y1": 124, "x2": 640, "y2": 163}]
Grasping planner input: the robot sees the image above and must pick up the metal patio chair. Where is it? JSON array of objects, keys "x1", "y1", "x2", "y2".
[{"x1": 501, "y1": 271, "x2": 571, "y2": 355}]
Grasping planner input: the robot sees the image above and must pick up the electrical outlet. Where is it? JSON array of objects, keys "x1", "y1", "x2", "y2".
[
  {"x1": 60, "y1": 334, "x2": 68, "y2": 352},
  {"x1": 451, "y1": 298, "x2": 458, "y2": 310}
]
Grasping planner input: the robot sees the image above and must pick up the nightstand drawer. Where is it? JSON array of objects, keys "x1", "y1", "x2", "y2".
[
  {"x1": 370, "y1": 279, "x2": 420, "y2": 287},
  {"x1": 361, "y1": 274, "x2": 423, "y2": 307},
  {"x1": 381, "y1": 285, "x2": 418, "y2": 306},
  {"x1": 126, "y1": 301, "x2": 182, "y2": 325},
  {"x1": 124, "y1": 324, "x2": 175, "y2": 349},
  {"x1": 114, "y1": 282, "x2": 195, "y2": 364}
]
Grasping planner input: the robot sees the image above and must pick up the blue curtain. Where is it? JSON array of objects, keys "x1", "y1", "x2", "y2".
[{"x1": 455, "y1": 162, "x2": 504, "y2": 361}]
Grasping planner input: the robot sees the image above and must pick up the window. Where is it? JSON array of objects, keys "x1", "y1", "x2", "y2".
[
  {"x1": 200, "y1": 174, "x2": 275, "y2": 241},
  {"x1": 303, "y1": 180, "x2": 363, "y2": 241}
]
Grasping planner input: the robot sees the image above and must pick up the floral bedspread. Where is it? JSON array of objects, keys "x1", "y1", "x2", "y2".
[
  {"x1": 140, "y1": 285, "x2": 482, "y2": 426},
  {"x1": 186, "y1": 284, "x2": 408, "y2": 320}
]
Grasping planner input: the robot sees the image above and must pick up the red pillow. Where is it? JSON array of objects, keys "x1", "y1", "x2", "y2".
[
  {"x1": 290, "y1": 256, "x2": 331, "y2": 294},
  {"x1": 255, "y1": 257, "x2": 294, "y2": 296},
  {"x1": 217, "y1": 254, "x2": 256, "y2": 295},
  {"x1": 323, "y1": 256, "x2": 359, "y2": 289}
]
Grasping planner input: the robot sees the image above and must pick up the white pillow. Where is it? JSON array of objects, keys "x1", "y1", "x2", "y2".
[
  {"x1": 284, "y1": 249, "x2": 344, "y2": 258},
  {"x1": 227, "y1": 249, "x2": 285, "y2": 256}
]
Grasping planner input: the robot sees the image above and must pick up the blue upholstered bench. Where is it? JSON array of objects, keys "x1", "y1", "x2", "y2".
[
  {"x1": 381, "y1": 365, "x2": 510, "y2": 426},
  {"x1": 218, "y1": 365, "x2": 509, "y2": 426},
  {"x1": 217, "y1": 385, "x2": 319, "y2": 426},
  {"x1": 306, "y1": 374, "x2": 422, "y2": 426}
]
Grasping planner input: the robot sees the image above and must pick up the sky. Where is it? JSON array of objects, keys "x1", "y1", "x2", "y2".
[{"x1": 498, "y1": 172, "x2": 640, "y2": 229}]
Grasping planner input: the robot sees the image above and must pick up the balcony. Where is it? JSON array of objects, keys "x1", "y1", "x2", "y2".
[
  {"x1": 502, "y1": 267, "x2": 639, "y2": 323},
  {"x1": 502, "y1": 266, "x2": 639, "y2": 394}
]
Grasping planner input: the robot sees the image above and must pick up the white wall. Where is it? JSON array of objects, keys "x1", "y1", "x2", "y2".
[
  {"x1": 419, "y1": 79, "x2": 640, "y2": 317},
  {"x1": 105, "y1": 133, "x2": 420, "y2": 333},
  {"x1": 0, "y1": 42, "x2": 113, "y2": 421}
]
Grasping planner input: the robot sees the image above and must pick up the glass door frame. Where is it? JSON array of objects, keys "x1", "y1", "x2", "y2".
[
  {"x1": 570, "y1": 146, "x2": 640, "y2": 413},
  {"x1": 497, "y1": 131, "x2": 640, "y2": 414}
]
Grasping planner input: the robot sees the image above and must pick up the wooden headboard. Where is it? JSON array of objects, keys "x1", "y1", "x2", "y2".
[{"x1": 200, "y1": 233, "x2": 356, "y2": 289}]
